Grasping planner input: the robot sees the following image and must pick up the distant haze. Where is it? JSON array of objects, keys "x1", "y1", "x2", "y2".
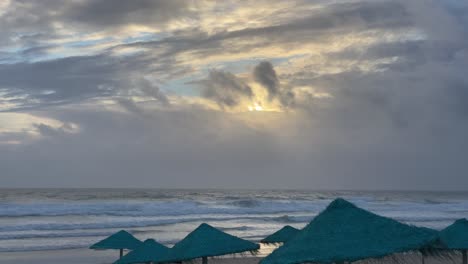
[{"x1": 0, "y1": 0, "x2": 467, "y2": 190}]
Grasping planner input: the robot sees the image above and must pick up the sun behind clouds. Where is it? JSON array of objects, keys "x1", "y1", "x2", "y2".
[{"x1": 248, "y1": 102, "x2": 264, "y2": 112}]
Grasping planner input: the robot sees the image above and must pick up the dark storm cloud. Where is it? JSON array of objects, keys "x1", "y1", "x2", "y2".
[
  {"x1": 253, "y1": 61, "x2": 279, "y2": 99},
  {"x1": 198, "y1": 61, "x2": 296, "y2": 109},
  {"x1": 199, "y1": 71, "x2": 253, "y2": 108},
  {"x1": 63, "y1": 0, "x2": 193, "y2": 28},
  {"x1": 252, "y1": 61, "x2": 296, "y2": 108}
]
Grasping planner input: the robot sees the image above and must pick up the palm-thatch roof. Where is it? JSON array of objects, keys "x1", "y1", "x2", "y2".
[
  {"x1": 261, "y1": 225, "x2": 300, "y2": 244},
  {"x1": 90, "y1": 230, "x2": 142, "y2": 250},
  {"x1": 165, "y1": 223, "x2": 259, "y2": 262},
  {"x1": 114, "y1": 239, "x2": 170, "y2": 264},
  {"x1": 438, "y1": 219, "x2": 468, "y2": 250},
  {"x1": 261, "y1": 198, "x2": 438, "y2": 264}
]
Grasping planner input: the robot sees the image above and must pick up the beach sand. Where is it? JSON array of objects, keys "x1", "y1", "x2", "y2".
[
  {"x1": 0, "y1": 248, "x2": 460, "y2": 264},
  {"x1": 0, "y1": 249, "x2": 262, "y2": 264},
  {"x1": 1, "y1": 249, "x2": 117, "y2": 264}
]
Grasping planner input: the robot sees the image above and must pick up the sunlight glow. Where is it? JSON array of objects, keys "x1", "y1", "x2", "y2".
[{"x1": 248, "y1": 102, "x2": 264, "y2": 111}]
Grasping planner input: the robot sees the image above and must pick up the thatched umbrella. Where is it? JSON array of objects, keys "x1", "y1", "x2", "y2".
[
  {"x1": 114, "y1": 239, "x2": 170, "y2": 264},
  {"x1": 261, "y1": 198, "x2": 438, "y2": 264},
  {"x1": 165, "y1": 223, "x2": 259, "y2": 264},
  {"x1": 90, "y1": 230, "x2": 142, "y2": 259},
  {"x1": 261, "y1": 225, "x2": 300, "y2": 244},
  {"x1": 438, "y1": 219, "x2": 468, "y2": 264}
]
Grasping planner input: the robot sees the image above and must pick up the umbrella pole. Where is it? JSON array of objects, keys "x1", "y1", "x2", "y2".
[
  {"x1": 463, "y1": 249, "x2": 467, "y2": 264},
  {"x1": 202, "y1": 256, "x2": 208, "y2": 264},
  {"x1": 119, "y1": 248, "x2": 123, "y2": 259}
]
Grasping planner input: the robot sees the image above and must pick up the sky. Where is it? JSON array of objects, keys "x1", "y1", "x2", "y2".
[{"x1": 0, "y1": 0, "x2": 467, "y2": 190}]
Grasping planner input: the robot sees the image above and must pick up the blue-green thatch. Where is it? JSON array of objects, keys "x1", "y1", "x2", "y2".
[
  {"x1": 114, "y1": 239, "x2": 170, "y2": 264},
  {"x1": 90, "y1": 230, "x2": 142, "y2": 250},
  {"x1": 261, "y1": 198, "x2": 438, "y2": 264},
  {"x1": 166, "y1": 223, "x2": 259, "y2": 262},
  {"x1": 438, "y1": 219, "x2": 468, "y2": 250},
  {"x1": 261, "y1": 226, "x2": 300, "y2": 244}
]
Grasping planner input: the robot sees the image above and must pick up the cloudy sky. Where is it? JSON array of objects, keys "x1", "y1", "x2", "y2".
[{"x1": 0, "y1": 0, "x2": 467, "y2": 189}]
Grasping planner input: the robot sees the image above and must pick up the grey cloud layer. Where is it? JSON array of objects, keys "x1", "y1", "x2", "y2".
[
  {"x1": 0, "y1": 0, "x2": 468, "y2": 189},
  {"x1": 0, "y1": 0, "x2": 194, "y2": 37}
]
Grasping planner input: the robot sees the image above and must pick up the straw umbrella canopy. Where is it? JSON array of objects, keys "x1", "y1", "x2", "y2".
[
  {"x1": 261, "y1": 226, "x2": 300, "y2": 244},
  {"x1": 261, "y1": 198, "x2": 438, "y2": 264},
  {"x1": 90, "y1": 230, "x2": 142, "y2": 259},
  {"x1": 438, "y1": 219, "x2": 468, "y2": 264},
  {"x1": 166, "y1": 223, "x2": 259, "y2": 264},
  {"x1": 114, "y1": 239, "x2": 170, "y2": 264}
]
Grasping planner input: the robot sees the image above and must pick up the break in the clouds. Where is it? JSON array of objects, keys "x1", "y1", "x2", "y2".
[{"x1": 0, "y1": 0, "x2": 467, "y2": 190}]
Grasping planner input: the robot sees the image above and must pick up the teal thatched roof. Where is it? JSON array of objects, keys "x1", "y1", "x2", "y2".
[
  {"x1": 261, "y1": 226, "x2": 300, "y2": 244},
  {"x1": 114, "y1": 239, "x2": 170, "y2": 264},
  {"x1": 261, "y1": 198, "x2": 438, "y2": 264},
  {"x1": 438, "y1": 219, "x2": 468, "y2": 250},
  {"x1": 166, "y1": 223, "x2": 259, "y2": 262},
  {"x1": 90, "y1": 230, "x2": 142, "y2": 250}
]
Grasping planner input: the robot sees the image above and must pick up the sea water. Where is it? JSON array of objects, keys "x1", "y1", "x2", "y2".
[{"x1": 0, "y1": 189, "x2": 467, "y2": 252}]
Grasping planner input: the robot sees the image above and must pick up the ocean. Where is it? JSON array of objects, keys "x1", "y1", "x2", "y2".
[{"x1": 0, "y1": 189, "x2": 467, "y2": 253}]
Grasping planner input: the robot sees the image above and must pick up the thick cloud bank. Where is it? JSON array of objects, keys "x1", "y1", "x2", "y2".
[{"x1": 0, "y1": 0, "x2": 467, "y2": 189}]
